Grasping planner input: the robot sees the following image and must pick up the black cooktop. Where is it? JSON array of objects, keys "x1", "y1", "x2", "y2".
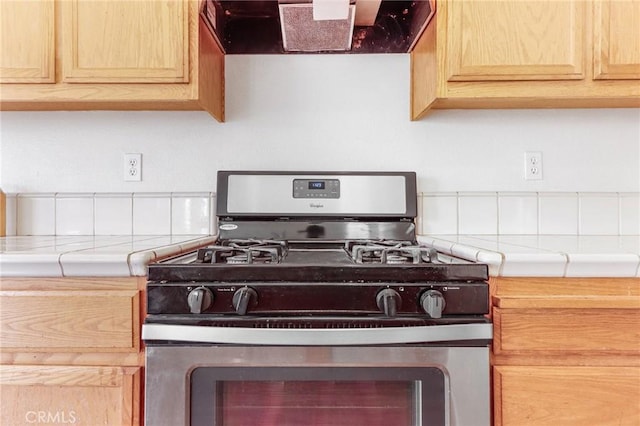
[{"x1": 148, "y1": 245, "x2": 488, "y2": 283}]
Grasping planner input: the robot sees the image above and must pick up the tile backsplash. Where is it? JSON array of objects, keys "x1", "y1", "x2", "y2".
[
  {"x1": 5, "y1": 192, "x2": 217, "y2": 236},
  {"x1": 420, "y1": 192, "x2": 638, "y2": 236},
  {"x1": 4, "y1": 191, "x2": 638, "y2": 236}
]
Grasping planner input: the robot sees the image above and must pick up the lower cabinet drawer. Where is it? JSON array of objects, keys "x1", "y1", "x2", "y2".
[
  {"x1": 0, "y1": 365, "x2": 141, "y2": 426},
  {"x1": 493, "y1": 307, "x2": 640, "y2": 355},
  {"x1": 0, "y1": 290, "x2": 140, "y2": 352},
  {"x1": 494, "y1": 365, "x2": 640, "y2": 426}
]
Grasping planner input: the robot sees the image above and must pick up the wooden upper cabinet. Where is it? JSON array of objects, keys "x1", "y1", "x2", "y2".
[
  {"x1": 410, "y1": 0, "x2": 640, "y2": 119},
  {"x1": 0, "y1": 0, "x2": 55, "y2": 83},
  {"x1": 0, "y1": 0, "x2": 225, "y2": 122},
  {"x1": 61, "y1": 0, "x2": 189, "y2": 83},
  {"x1": 446, "y1": 0, "x2": 585, "y2": 81},
  {"x1": 593, "y1": 0, "x2": 640, "y2": 80}
]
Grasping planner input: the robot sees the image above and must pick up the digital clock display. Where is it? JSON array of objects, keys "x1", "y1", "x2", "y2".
[
  {"x1": 293, "y1": 178, "x2": 339, "y2": 198},
  {"x1": 308, "y1": 181, "x2": 325, "y2": 190}
]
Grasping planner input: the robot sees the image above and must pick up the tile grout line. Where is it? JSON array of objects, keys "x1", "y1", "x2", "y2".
[
  {"x1": 92, "y1": 193, "x2": 97, "y2": 236},
  {"x1": 130, "y1": 193, "x2": 135, "y2": 236},
  {"x1": 617, "y1": 192, "x2": 622, "y2": 236},
  {"x1": 535, "y1": 192, "x2": 540, "y2": 235},
  {"x1": 53, "y1": 192, "x2": 58, "y2": 236},
  {"x1": 575, "y1": 192, "x2": 581, "y2": 236},
  {"x1": 455, "y1": 192, "x2": 460, "y2": 235},
  {"x1": 169, "y1": 194, "x2": 174, "y2": 236},
  {"x1": 14, "y1": 194, "x2": 20, "y2": 236},
  {"x1": 494, "y1": 191, "x2": 499, "y2": 236},
  {"x1": 615, "y1": 192, "x2": 621, "y2": 236}
]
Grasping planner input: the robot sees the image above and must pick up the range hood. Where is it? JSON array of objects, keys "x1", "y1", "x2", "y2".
[
  {"x1": 202, "y1": 0, "x2": 435, "y2": 54},
  {"x1": 279, "y1": 0, "x2": 356, "y2": 52}
]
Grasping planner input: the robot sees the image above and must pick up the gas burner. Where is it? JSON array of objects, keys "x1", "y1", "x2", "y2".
[
  {"x1": 346, "y1": 240, "x2": 439, "y2": 265},
  {"x1": 222, "y1": 248, "x2": 280, "y2": 264},
  {"x1": 224, "y1": 239, "x2": 288, "y2": 251},
  {"x1": 386, "y1": 254, "x2": 411, "y2": 264},
  {"x1": 196, "y1": 239, "x2": 288, "y2": 265}
]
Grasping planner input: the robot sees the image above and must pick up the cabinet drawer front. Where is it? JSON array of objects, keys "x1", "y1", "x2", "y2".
[
  {"x1": 494, "y1": 307, "x2": 640, "y2": 354},
  {"x1": 494, "y1": 366, "x2": 640, "y2": 426},
  {"x1": 0, "y1": 290, "x2": 139, "y2": 352},
  {"x1": 0, "y1": 365, "x2": 140, "y2": 426}
]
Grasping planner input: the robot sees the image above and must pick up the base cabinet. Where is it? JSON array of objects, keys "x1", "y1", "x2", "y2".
[
  {"x1": 0, "y1": 366, "x2": 140, "y2": 426},
  {"x1": 0, "y1": 277, "x2": 145, "y2": 426},
  {"x1": 494, "y1": 366, "x2": 640, "y2": 426},
  {"x1": 490, "y1": 277, "x2": 640, "y2": 426}
]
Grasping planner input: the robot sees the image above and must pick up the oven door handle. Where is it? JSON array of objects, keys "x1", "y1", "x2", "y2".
[{"x1": 142, "y1": 323, "x2": 492, "y2": 346}]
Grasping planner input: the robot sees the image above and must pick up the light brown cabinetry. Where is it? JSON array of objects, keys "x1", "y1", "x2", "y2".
[
  {"x1": 1, "y1": 289, "x2": 139, "y2": 351},
  {"x1": 0, "y1": 0, "x2": 55, "y2": 83},
  {"x1": 411, "y1": 0, "x2": 640, "y2": 119},
  {"x1": 0, "y1": 277, "x2": 145, "y2": 426},
  {"x1": 446, "y1": 0, "x2": 585, "y2": 82},
  {"x1": 60, "y1": 0, "x2": 189, "y2": 83},
  {"x1": 495, "y1": 366, "x2": 640, "y2": 426},
  {"x1": 0, "y1": 0, "x2": 224, "y2": 122},
  {"x1": 1, "y1": 366, "x2": 140, "y2": 426},
  {"x1": 594, "y1": 0, "x2": 640, "y2": 79},
  {"x1": 490, "y1": 277, "x2": 640, "y2": 426}
]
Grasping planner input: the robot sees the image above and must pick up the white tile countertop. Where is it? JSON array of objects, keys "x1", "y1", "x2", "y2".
[
  {"x1": 3, "y1": 234, "x2": 639, "y2": 278},
  {"x1": 417, "y1": 235, "x2": 640, "y2": 278},
  {"x1": 0, "y1": 235, "x2": 217, "y2": 277}
]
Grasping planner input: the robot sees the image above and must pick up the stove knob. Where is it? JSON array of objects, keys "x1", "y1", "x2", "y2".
[
  {"x1": 376, "y1": 289, "x2": 401, "y2": 317},
  {"x1": 187, "y1": 287, "x2": 213, "y2": 314},
  {"x1": 233, "y1": 286, "x2": 257, "y2": 315},
  {"x1": 421, "y1": 290, "x2": 446, "y2": 319}
]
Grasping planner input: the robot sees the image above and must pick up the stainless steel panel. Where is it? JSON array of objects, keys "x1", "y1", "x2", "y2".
[
  {"x1": 226, "y1": 174, "x2": 407, "y2": 215},
  {"x1": 142, "y1": 323, "x2": 492, "y2": 345},
  {"x1": 145, "y1": 345, "x2": 490, "y2": 426}
]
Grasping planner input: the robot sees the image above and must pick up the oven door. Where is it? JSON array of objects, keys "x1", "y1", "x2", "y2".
[
  {"x1": 192, "y1": 361, "x2": 444, "y2": 426},
  {"x1": 143, "y1": 323, "x2": 492, "y2": 426}
]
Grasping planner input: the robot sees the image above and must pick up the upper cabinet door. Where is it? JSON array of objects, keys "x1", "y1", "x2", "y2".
[
  {"x1": 61, "y1": 0, "x2": 189, "y2": 83},
  {"x1": 0, "y1": 0, "x2": 55, "y2": 83},
  {"x1": 446, "y1": 0, "x2": 585, "y2": 81},
  {"x1": 593, "y1": 0, "x2": 640, "y2": 80}
]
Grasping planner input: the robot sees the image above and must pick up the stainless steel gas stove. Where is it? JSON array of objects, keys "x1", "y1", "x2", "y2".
[{"x1": 142, "y1": 171, "x2": 492, "y2": 426}]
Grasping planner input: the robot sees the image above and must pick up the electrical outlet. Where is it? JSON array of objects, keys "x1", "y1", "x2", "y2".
[
  {"x1": 524, "y1": 151, "x2": 543, "y2": 180},
  {"x1": 124, "y1": 153, "x2": 142, "y2": 182}
]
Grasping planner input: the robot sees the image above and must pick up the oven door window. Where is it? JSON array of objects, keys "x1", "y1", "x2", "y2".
[{"x1": 190, "y1": 367, "x2": 447, "y2": 426}]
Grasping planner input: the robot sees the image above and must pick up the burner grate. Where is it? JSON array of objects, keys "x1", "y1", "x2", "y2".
[
  {"x1": 345, "y1": 240, "x2": 439, "y2": 264},
  {"x1": 196, "y1": 239, "x2": 288, "y2": 265}
]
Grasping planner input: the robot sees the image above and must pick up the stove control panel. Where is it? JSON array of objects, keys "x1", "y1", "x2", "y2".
[
  {"x1": 147, "y1": 282, "x2": 489, "y2": 317},
  {"x1": 293, "y1": 179, "x2": 340, "y2": 199}
]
